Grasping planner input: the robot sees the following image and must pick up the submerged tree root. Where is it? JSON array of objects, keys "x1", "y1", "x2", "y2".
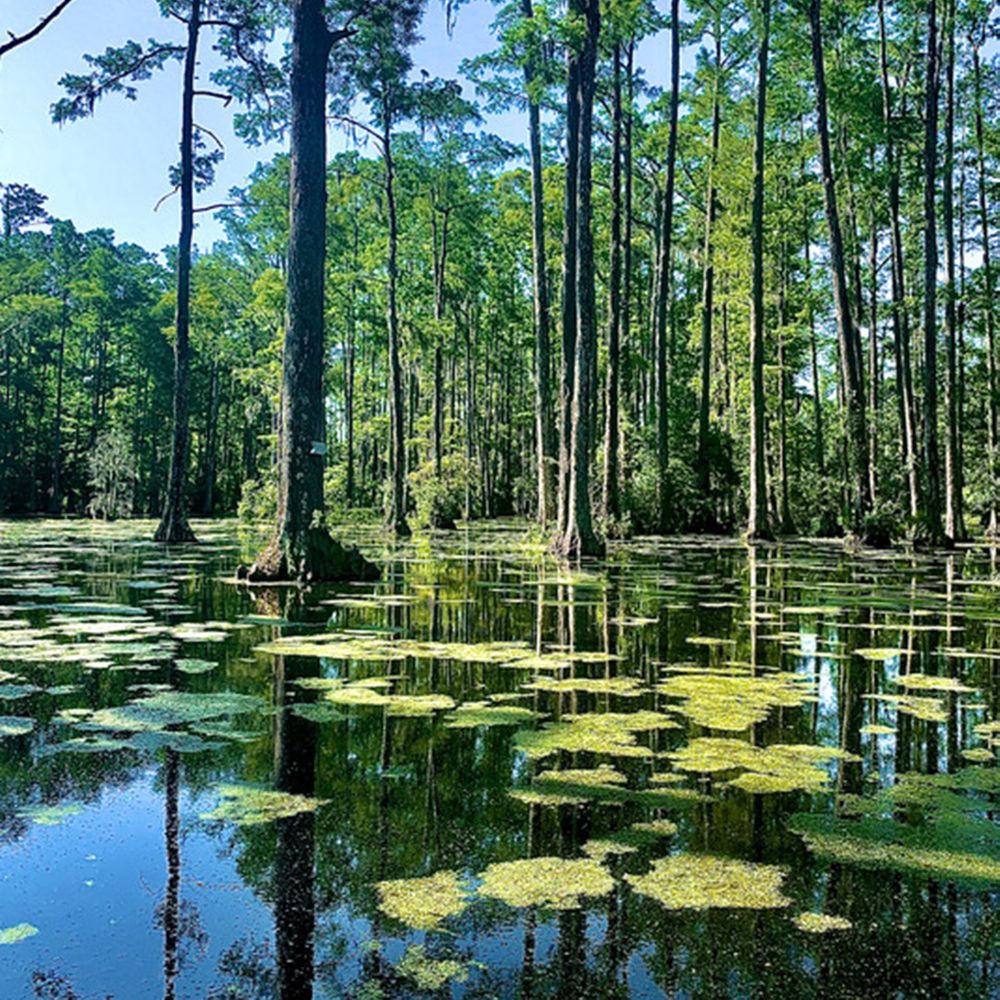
[{"x1": 237, "y1": 527, "x2": 378, "y2": 584}]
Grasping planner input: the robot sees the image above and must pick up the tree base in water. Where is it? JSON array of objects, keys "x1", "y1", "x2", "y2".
[
  {"x1": 552, "y1": 528, "x2": 605, "y2": 560},
  {"x1": 154, "y1": 508, "x2": 198, "y2": 545},
  {"x1": 238, "y1": 527, "x2": 378, "y2": 583}
]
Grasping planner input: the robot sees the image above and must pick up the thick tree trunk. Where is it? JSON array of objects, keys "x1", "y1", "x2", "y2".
[
  {"x1": 747, "y1": 0, "x2": 771, "y2": 541},
  {"x1": 154, "y1": 0, "x2": 200, "y2": 545},
  {"x1": 921, "y1": 0, "x2": 944, "y2": 544},
  {"x1": 809, "y1": 0, "x2": 872, "y2": 537},
  {"x1": 868, "y1": 192, "x2": 879, "y2": 504},
  {"x1": 559, "y1": 0, "x2": 603, "y2": 559},
  {"x1": 242, "y1": 0, "x2": 375, "y2": 582}
]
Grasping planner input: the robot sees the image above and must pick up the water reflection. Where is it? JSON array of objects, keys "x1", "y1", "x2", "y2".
[{"x1": 0, "y1": 520, "x2": 997, "y2": 998}]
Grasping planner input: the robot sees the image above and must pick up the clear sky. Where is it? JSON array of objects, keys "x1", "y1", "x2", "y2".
[{"x1": 0, "y1": 0, "x2": 533, "y2": 254}]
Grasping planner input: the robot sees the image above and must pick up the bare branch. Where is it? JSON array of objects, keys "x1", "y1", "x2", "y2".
[
  {"x1": 1, "y1": 0, "x2": 76, "y2": 59},
  {"x1": 194, "y1": 202, "x2": 238, "y2": 214},
  {"x1": 194, "y1": 89, "x2": 233, "y2": 106},
  {"x1": 154, "y1": 186, "x2": 180, "y2": 213},
  {"x1": 328, "y1": 113, "x2": 385, "y2": 148}
]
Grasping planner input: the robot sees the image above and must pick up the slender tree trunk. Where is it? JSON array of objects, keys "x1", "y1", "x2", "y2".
[
  {"x1": 557, "y1": 20, "x2": 580, "y2": 539},
  {"x1": 804, "y1": 201, "x2": 825, "y2": 477},
  {"x1": 154, "y1": 0, "x2": 200, "y2": 545},
  {"x1": 655, "y1": 0, "x2": 681, "y2": 534},
  {"x1": 523, "y1": 0, "x2": 557, "y2": 527},
  {"x1": 697, "y1": 16, "x2": 723, "y2": 520},
  {"x1": 942, "y1": 0, "x2": 963, "y2": 540},
  {"x1": 748, "y1": 0, "x2": 771, "y2": 541},
  {"x1": 809, "y1": 0, "x2": 872, "y2": 537},
  {"x1": 879, "y1": 0, "x2": 920, "y2": 522},
  {"x1": 559, "y1": 0, "x2": 603, "y2": 558},
  {"x1": 242, "y1": 0, "x2": 375, "y2": 582},
  {"x1": 384, "y1": 114, "x2": 410, "y2": 538},
  {"x1": 972, "y1": 40, "x2": 996, "y2": 535},
  {"x1": 921, "y1": 0, "x2": 944, "y2": 543},
  {"x1": 602, "y1": 41, "x2": 623, "y2": 524},
  {"x1": 868, "y1": 190, "x2": 879, "y2": 504}
]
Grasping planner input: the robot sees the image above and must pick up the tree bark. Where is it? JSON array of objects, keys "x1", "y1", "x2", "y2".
[
  {"x1": 602, "y1": 41, "x2": 623, "y2": 524},
  {"x1": 242, "y1": 1, "x2": 376, "y2": 582},
  {"x1": 154, "y1": 0, "x2": 200, "y2": 545},
  {"x1": 921, "y1": 0, "x2": 944, "y2": 544},
  {"x1": 748, "y1": 0, "x2": 771, "y2": 541},
  {"x1": 942, "y1": 0, "x2": 963, "y2": 540},
  {"x1": 809, "y1": 0, "x2": 872, "y2": 537},
  {"x1": 696, "y1": 15, "x2": 723, "y2": 525},
  {"x1": 559, "y1": 0, "x2": 603, "y2": 559}
]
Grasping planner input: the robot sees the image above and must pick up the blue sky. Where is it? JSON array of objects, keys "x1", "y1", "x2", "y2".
[{"x1": 0, "y1": 0, "x2": 532, "y2": 253}]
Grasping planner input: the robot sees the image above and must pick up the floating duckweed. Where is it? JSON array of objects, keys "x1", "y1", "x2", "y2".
[
  {"x1": 288, "y1": 702, "x2": 346, "y2": 723},
  {"x1": 866, "y1": 693, "x2": 947, "y2": 723},
  {"x1": 200, "y1": 784, "x2": 327, "y2": 825},
  {"x1": 476, "y1": 857, "x2": 614, "y2": 909},
  {"x1": 292, "y1": 677, "x2": 346, "y2": 691},
  {"x1": 960, "y1": 748, "x2": 995, "y2": 763},
  {"x1": 793, "y1": 912, "x2": 852, "y2": 933},
  {"x1": 0, "y1": 923, "x2": 38, "y2": 945},
  {"x1": 631, "y1": 819, "x2": 678, "y2": 837},
  {"x1": 535, "y1": 765, "x2": 627, "y2": 789},
  {"x1": 175, "y1": 658, "x2": 216, "y2": 674},
  {"x1": 509, "y1": 788, "x2": 590, "y2": 807},
  {"x1": 894, "y1": 673, "x2": 974, "y2": 694},
  {"x1": 515, "y1": 713, "x2": 664, "y2": 759},
  {"x1": 76, "y1": 690, "x2": 264, "y2": 733},
  {"x1": 522, "y1": 676, "x2": 646, "y2": 697},
  {"x1": 657, "y1": 671, "x2": 815, "y2": 732},
  {"x1": 396, "y1": 946, "x2": 471, "y2": 991},
  {"x1": 861, "y1": 724, "x2": 896, "y2": 736},
  {"x1": 444, "y1": 702, "x2": 541, "y2": 728},
  {"x1": 854, "y1": 648, "x2": 902, "y2": 662},
  {"x1": 668, "y1": 738, "x2": 855, "y2": 793},
  {"x1": 0, "y1": 716, "x2": 34, "y2": 737},
  {"x1": 17, "y1": 803, "x2": 84, "y2": 826},
  {"x1": 582, "y1": 838, "x2": 639, "y2": 860},
  {"x1": 374, "y1": 870, "x2": 467, "y2": 930},
  {"x1": 626, "y1": 854, "x2": 790, "y2": 910}
]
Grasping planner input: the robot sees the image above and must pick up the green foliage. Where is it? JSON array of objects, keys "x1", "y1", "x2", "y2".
[{"x1": 408, "y1": 453, "x2": 468, "y2": 528}]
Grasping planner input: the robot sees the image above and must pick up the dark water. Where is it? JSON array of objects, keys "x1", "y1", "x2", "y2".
[{"x1": 0, "y1": 519, "x2": 998, "y2": 999}]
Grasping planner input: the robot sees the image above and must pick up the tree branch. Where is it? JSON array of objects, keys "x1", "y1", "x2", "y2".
[
  {"x1": 194, "y1": 89, "x2": 233, "y2": 106},
  {"x1": 1, "y1": 0, "x2": 76, "y2": 59}
]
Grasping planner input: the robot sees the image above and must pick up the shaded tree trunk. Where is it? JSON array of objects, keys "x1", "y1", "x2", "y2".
[
  {"x1": 810, "y1": 0, "x2": 872, "y2": 537},
  {"x1": 748, "y1": 0, "x2": 771, "y2": 541},
  {"x1": 242, "y1": 0, "x2": 376, "y2": 582},
  {"x1": 154, "y1": 0, "x2": 200, "y2": 545}
]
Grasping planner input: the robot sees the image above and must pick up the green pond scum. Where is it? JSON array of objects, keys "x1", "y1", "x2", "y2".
[{"x1": 0, "y1": 519, "x2": 998, "y2": 996}]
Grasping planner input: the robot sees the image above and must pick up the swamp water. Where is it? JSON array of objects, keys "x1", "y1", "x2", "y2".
[{"x1": 0, "y1": 519, "x2": 998, "y2": 999}]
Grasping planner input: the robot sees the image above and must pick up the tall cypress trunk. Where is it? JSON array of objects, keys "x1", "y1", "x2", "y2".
[
  {"x1": 748, "y1": 0, "x2": 771, "y2": 541},
  {"x1": 559, "y1": 0, "x2": 603, "y2": 558},
  {"x1": 809, "y1": 0, "x2": 872, "y2": 537},
  {"x1": 154, "y1": 0, "x2": 200, "y2": 545},
  {"x1": 921, "y1": 0, "x2": 944, "y2": 543},
  {"x1": 655, "y1": 0, "x2": 680, "y2": 534},
  {"x1": 557, "y1": 20, "x2": 580, "y2": 539},
  {"x1": 868, "y1": 190, "x2": 879, "y2": 504},
  {"x1": 696, "y1": 17, "x2": 722, "y2": 517},
  {"x1": 242, "y1": 0, "x2": 375, "y2": 582},
  {"x1": 972, "y1": 35, "x2": 996, "y2": 537},
  {"x1": 384, "y1": 113, "x2": 410, "y2": 538},
  {"x1": 602, "y1": 41, "x2": 623, "y2": 524},
  {"x1": 942, "y1": 0, "x2": 963, "y2": 540},
  {"x1": 879, "y1": 0, "x2": 919, "y2": 522}
]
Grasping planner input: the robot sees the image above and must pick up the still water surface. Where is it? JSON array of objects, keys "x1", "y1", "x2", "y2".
[{"x1": 0, "y1": 519, "x2": 998, "y2": 999}]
